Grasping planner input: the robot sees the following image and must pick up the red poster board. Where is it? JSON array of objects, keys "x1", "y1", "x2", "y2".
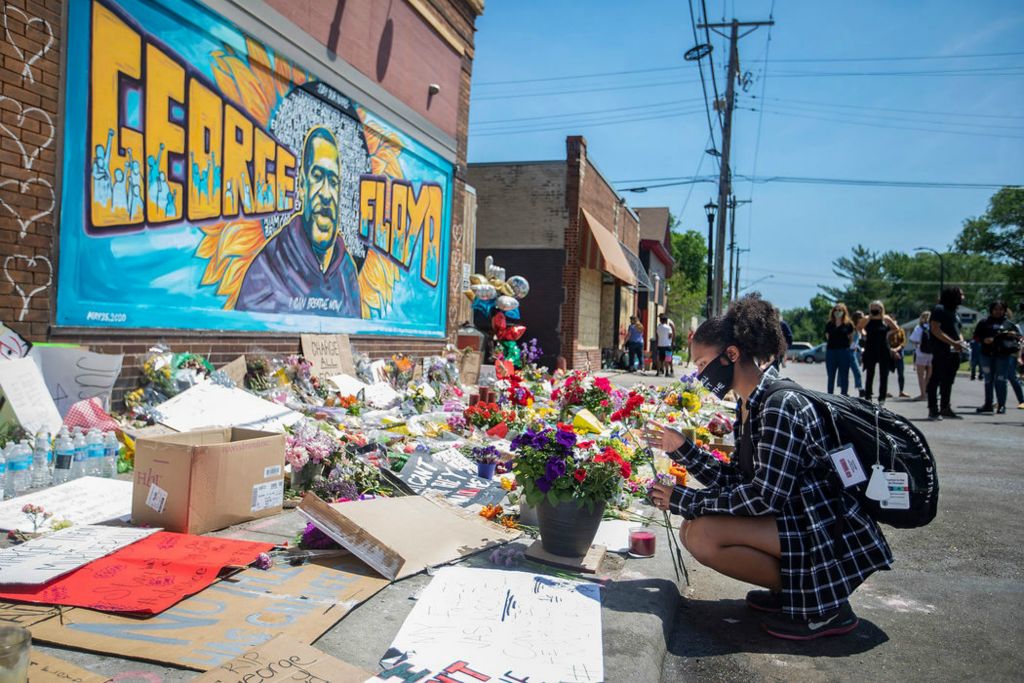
[{"x1": 0, "y1": 531, "x2": 272, "y2": 615}]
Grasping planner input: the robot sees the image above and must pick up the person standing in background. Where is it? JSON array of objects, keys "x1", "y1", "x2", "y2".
[
  {"x1": 974, "y1": 301, "x2": 1022, "y2": 415},
  {"x1": 624, "y1": 316, "x2": 645, "y2": 373},
  {"x1": 656, "y1": 315, "x2": 675, "y2": 377},
  {"x1": 928, "y1": 287, "x2": 970, "y2": 420},
  {"x1": 969, "y1": 337, "x2": 982, "y2": 381},
  {"x1": 888, "y1": 324, "x2": 910, "y2": 398},
  {"x1": 909, "y1": 311, "x2": 933, "y2": 401},
  {"x1": 824, "y1": 303, "x2": 854, "y2": 395},
  {"x1": 1006, "y1": 307, "x2": 1024, "y2": 409},
  {"x1": 858, "y1": 301, "x2": 899, "y2": 406},
  {"x1": 850, "y1": 310, "x2": 865, "y2": 398}
]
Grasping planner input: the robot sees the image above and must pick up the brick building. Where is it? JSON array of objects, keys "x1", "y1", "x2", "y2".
[
  {"x1": 635, "y1": 207, "x2": 675, "y2": 362},
  {"x1": 0, "y1": 0, "x2": 483, "y2": 399},
  {"x1": 469, "y1": 136, "x2": 649, "y2": 370}
]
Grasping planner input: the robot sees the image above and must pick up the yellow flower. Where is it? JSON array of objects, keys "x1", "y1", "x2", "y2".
[{"x1": 500, "y1": 476, "x2": 514, "y2": 491}]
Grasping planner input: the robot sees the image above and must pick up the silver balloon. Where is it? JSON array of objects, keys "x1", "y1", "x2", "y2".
[
  {"x1": 507, "y1": 275, "x2": 530, "y2": 299},
  {"x1": 496, "y1": 295, "x2": 519, "y2": 311},
  {"x1": 471, "y1": 283, "x2": 498, "y2": 301}
]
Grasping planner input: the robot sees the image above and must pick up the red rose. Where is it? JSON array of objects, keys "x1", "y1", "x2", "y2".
[
  {"x1": 619, "y1": 462, "x2": 632, "y2": 478},
  {"x1": 595, "y1": 377, "x2": 612, "y2": 392},
  {"x1": 573, "y1": 468, "x2": 587, "y2": 482}
]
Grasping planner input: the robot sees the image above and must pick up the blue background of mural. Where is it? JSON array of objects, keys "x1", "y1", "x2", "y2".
[{"x1": 56, "y1": 0, "x2": 452, "y2": 336}]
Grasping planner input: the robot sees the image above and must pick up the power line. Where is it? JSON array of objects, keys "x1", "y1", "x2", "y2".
[
  {"x1": 687, "y1": 0, "x2": 720, "y2": 162},
  {"x1": 748, "y1": 100, "x2": 1024, "y2": 131},
  {"x1": 614, "y1": 174, "x2": 1020, "y2": 191},
  {"x1": 699, "y1": 0, "x2": 724, "y2": 128},
  {"x1": 471, "y1": 107, "x2": 708, "y2": 137},
  {"x1": 770, "y1": 50, "x2": 1024, "y2": 63},
  {"x1": 768, "y1": 65, "x2": 1024, "y2": 78},
  {"x1": 745, "y1": 0, "x2": 774, "y2": 307},
  {"x1": 470, "y1": 97, "x2": 705, "y2": 126},
  {"x1": 749, "y1": 106, "x2": 1024, "y2": 139},
  {"x1": 471, "y1": 77, "x2": 702, "y2": 101},
  {"x1": 755, "y1": 95, "x2": 1024, "y2": 121}
]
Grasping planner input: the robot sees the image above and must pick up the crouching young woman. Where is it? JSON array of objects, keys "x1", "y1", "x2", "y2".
[{"x1": 648, "y1": 294, "x2": 893, "y2": 640}]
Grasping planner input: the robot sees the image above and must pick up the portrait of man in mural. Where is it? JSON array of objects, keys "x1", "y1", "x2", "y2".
[{"x1": 235, "y1": 126, "x2": 362, "y2": 316}]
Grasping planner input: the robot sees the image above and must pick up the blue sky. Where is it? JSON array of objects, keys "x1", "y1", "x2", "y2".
[{"x1": 466, "y1": 1, "x2": 1024, "y2": 310}]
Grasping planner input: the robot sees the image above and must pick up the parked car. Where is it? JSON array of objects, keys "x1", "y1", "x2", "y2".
[
  {"x1": 797, "y1": 343, "x2": 827, "y2": 363},
  {"x1": 785, "y1": 341, "x2": 813, "y2": 361}
]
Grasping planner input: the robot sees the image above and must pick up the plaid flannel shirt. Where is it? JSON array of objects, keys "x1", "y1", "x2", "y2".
[{"x1": 668, "y1": 367, "x2": 893, "y2": 617}]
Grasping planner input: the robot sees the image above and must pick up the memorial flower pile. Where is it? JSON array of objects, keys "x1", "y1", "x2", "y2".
[
  {"x1": 463, "y1": 402, "x2": 513, "y2": 430},
  {"x1": 552, "y1": 370, "x2": 615, "y2": 421}
]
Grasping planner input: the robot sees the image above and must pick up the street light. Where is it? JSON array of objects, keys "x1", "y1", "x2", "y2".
[
  {"x1": 704, "y1": 201, "x2": 717, "y2": 317},
  {"x1": 915, "y1": 246, "x2": 945, "y2": 295}
]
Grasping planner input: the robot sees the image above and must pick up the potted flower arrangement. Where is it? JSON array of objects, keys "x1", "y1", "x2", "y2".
[
  {"x1": 470, "y1": 445, "x2": 501, "y2": 480},
  {"x1": 511, "y1": 424, "x2": 633, "y2": 557},
  {"x1": 551, "y1": 370, "x2": 615, "y2": 422}
]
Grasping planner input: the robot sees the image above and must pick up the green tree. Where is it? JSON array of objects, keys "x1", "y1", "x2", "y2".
[
  {"x1": 665, "y1": 225, "x2": 708, "y2": 326},
  {"x1": 783, "y1": 295, "x2": 833, "y2": 344},
  {"x1": 954, "y1": 186, "x2": 1024, "y2": 297}
]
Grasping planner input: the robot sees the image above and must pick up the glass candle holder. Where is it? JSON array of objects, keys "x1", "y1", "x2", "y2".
[
  {"x1": 628, "y1": 526, "x2": 657, "y2": 558},
  {"x1": 0, "y1": 625, "x2": 30, "y2": 683}
]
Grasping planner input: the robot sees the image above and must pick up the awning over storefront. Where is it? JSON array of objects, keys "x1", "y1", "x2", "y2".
[
  {"x1": 619, "y1": 240, "x2": 653, "y2": 291},
  {"x1": 580, "y1": 208, "x2": 637, "y2": 286}
]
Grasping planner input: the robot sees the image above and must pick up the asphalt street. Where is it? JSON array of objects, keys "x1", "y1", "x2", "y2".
[{"x1": 609, "y1": 360, "x2": 1024, "y2": 682}]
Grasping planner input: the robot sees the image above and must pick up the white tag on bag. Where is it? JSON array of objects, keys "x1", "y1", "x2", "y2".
[{"x1": 828, "y1": 445, "x2": 867, "y2": 488}]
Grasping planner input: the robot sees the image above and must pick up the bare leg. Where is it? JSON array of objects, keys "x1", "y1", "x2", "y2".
[
  {"x1": 680, "y1": 516, "x2": 782, "y2": 591},
  {"x1": 916, "y1": 364, "x2": 928, "y2": 399}
]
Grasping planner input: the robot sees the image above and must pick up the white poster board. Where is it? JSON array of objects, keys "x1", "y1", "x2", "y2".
[
  {"x1": 380, "y1": 566, "x2": 604, "y2": 683},
  {"x1": 0, "y1": 524, "x2": 159, "y2": 585},
  {"x1": 0, "y1": 357, "x2": 62, "y2": 433},
  {"x1": 156, "y1": 383, "x2": 302, "y2": 433},
  {"x1": 0, "y1": 477, "x2": 134, "y2": 532},
  {"x1": 29, "y1": 346, "x2": 123, "y2": 416}
]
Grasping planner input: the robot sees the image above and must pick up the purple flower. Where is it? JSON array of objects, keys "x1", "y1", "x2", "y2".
[
  {"x1": 545, "y1": 457, "x2": 567, "y2": 481},
  {"x1": 554, "y1": 429, "x2": 577, "y2": 452},
  {"x1": 300, "y1": 522, "x2": 340, "y2": 550},
  {"x1": 536, "y1": 477, "x2": 552, "y2": 493},
  {"x1": 254, "y1": 553, "x2": 273, "y2": 570}
]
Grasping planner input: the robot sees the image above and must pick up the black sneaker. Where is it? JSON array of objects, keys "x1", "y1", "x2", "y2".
[
  {"x1": 761, "y1": 602, "x2": 859, "y2": 641},
  {"x1": 746, "y1": 590, "x2": 783, "y2": 613},
  {"x1": 997, "y1": 405, "x2": 1006, "y2": 415},
  {"x1": 939, "y1": 409, "x2": 963, "y2": 420},
  {"x1": 928, "y1": 412, "x2": 943, "y2": 421},
  {"x1": 976, "y1": 405, "x2": 995, "y2": 414}
]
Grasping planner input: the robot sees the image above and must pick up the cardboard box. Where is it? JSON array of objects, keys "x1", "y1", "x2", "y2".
[{"x1": 133, "y1": 428, "x2": 285, "y2": 534}]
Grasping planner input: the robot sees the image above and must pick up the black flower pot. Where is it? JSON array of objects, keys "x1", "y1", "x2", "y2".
[{"x1": 536, "y1": 499, "x2": 606, "y2": 557}]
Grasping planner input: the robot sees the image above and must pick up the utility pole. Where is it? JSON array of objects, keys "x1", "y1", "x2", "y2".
[
  {"x1": 726, "y1": 196, "x2": 751, "y2": 302},
  {"x1": 698, "y1": 18, "x2": 773, "y2": 316}
]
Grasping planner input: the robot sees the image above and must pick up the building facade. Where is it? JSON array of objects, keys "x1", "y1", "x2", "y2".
[
  {"x1": 469, "y1": 136, "x2": 647, "y2": 370},
  {"x1": 636, "y1": 207, "x2": 675, "y2": 362},
  {"x1": 0, "y1": 0, "x2": 482, "y2": 397}
]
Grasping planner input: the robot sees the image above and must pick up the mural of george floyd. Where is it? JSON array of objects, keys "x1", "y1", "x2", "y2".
[{"x1": 0, "y1": 0, "x2": 481, "y2": 398}]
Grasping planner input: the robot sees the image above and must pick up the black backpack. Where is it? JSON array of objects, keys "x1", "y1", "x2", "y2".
[
  {"x1": 765, "y1": 380, "x2": 939, "y2": 528},
  {"x1": 917, "y1": 324, "x2": 933, "y2": 354}
]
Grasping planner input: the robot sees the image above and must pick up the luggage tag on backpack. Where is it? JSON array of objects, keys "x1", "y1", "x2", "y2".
[
  {"x1": 828, "y1": 445, "x2": 867, "y2": 488},
  {"x1": 866, "y1": 464, "x2": 910, "y2": 509}
]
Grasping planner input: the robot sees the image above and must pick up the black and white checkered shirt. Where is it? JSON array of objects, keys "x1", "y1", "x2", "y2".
[{"x1": 669, "y1": 367, "x2": 893, "y2": 617}]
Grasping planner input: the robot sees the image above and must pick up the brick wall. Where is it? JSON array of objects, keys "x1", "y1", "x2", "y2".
[
  {"x1": 468, "y1": 162, "x2": 567, "y2": 250},
  {"x1": 0, "y1": 0, "x2": 477, "y2": 404}
]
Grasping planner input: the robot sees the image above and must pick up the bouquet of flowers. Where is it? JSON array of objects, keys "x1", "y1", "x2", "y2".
[
  {"x1": 285, "y1": 420, "x2": 342, "y2": 489},
  {"x1": 383, "y1": 354, "x2": 416, "y2": 389},
  {"x1": 511, "y1": 424, "x2": 632, "y2": 510},
  {"x1": 405, "y1": 382, "x2": 436, "y2": 414},
  {"x1": 470, "y1": 445, "x2": 501, "y2": 464},
  {"x1": 551, "y1": 370, "x2": 614, "y2": 421},
  {"x1": 463, "y1": 402, "x2": 512, "y2": 430}
]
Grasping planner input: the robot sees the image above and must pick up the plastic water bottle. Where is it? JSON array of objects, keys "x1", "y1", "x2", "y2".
[
  {"x1": 9, "y1": 440, "x2": 32, "y2": 495},
  {"x1": 53, "y1": 428, "x2": 74, "y2": 484},
  {"x1": 32, "y1": 430, "x2": 52, "y2": 488},
  {"x1": 1, "y1": 442, "x2": 11, "y2": 499},
  {"x1": 71, "y1": 429, "x2": 88, "y2": 480},
  {"x1": 0, "y1": 445, "x2": 7, "y2": 502},
  {"x1": 86, "y1": 429, "x2": 104, "y2": 477},
  {"x1": 102, "y1": 431, "x2": 119, "y2": 478}
]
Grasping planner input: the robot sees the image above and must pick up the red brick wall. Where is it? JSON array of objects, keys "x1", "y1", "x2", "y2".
[{"x1": 0, "y1": 0, "x2": 477, "y2": 404}]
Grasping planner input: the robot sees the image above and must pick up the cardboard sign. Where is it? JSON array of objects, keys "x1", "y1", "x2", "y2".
[
  {"x1": 29, "y1": 651, "x2": 108, "y2": 683},
  {"x1": 156, "y1": 383, "x2": 302, "y2": 433},
  {"x1": 0, "y1": 477, "x2": 133, "y2": 532},
  {"x1": 298, "y1": 495, "x2": 519, "y2": 581},
  {"x1": 397, "y1": 453, "x2": 507, "y2": 508},
  {"x1": 300, "y1": 334, "x2": 355, "y2": 378},
  {"x1": 27, "y1": 555, "x2": 389, "y2": 671},
  {"x1": 0, "y1": 524, "x2": 159, "y2": 585},
  {"x1": 192, "y1": 634, "x2": 371, "y2": 683},
  {"x1": 133, "y1": 428, "x2": 286, "y2": 534},
  {"x1": 381, "y1": 567, "x2": 604, "y2": 683},
  {"x1": 0, "y1": 357, "x2": 62, "y2": 434},
  {"x1": 0, "y1": 323, "x2": 31, "y2": 360},
  {"x1": 0, "y1": 531, "x2": 273, "y2": 615},
  {"x1": 220, "y1": 355, "x2": 248, "y2": 387},
  {"x1": 29, "y1": 346, "x2": 123, "y2": 417},
  {"x1": 430, "y1": 448, "x2": 477, "y2": 473},
  {"x1": 459, "y1": 350, "x2": 482, "y2": 386}
]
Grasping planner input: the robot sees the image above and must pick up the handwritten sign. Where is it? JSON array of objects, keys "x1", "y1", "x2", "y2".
[
  {"x1": 430, "y1": 448, "x2": 477, "y2": 473},
  {"x1": 29, "y1": 651, "x2": 108, "y2": 683},
  {"x1": 458, "y1": 349, "x2": 482, "y2": 386},
  {"x1": 156, "y1": 383, "x2": 302, "y2": 433},
  {"x1": 192, "y1": 634, "x2": 370, "y2": 683},
  {"x1": 0, "y1": 524, "x2": 159, "y2": 585},
  {"x1": 0, "y1": 531, "x2": 273, "y2": 615},
  {"x1": 220, "y1": 355, "x2": 248, "y2": 387},
  {"x1": 0, "y1": 323, "x2": 30, "y2": 361},
  {"x1": 0, "y1": 477, "x2": 133, "y2": 532},
  {"x1": 27, "y1": 555, "x2": 389, "y2": 671},
  {"x1": 398, "y1": 453, "x2": 507, "y2": 508},
  {"x1": 29, "y1": 346, "x2": 123, "y2": 416},
  {"x1": 0, "y1": 357, "x2": 62, "y2": 434},
  {"x1": 381, "y1": 566, "x2": 604, "y2": 683},
  {"x1": 301, "y1": 334, "x2": 355, "y2": 378}
]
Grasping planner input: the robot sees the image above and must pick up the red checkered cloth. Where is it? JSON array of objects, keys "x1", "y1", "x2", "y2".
[{"x1": 63, "y1": 397, "x2": 120, "y2": 432}]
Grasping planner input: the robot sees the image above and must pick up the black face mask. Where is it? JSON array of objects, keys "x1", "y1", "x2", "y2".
[{"x1": 698, "y1": 352, "x2": 735, "y2": 399}]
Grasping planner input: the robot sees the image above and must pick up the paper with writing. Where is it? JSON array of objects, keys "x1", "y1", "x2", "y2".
[
  {"x1": 0, "y1": 531, "x2": 273, "y2": 615},
  {"x1": 458, "y1": 349, "x2": 482, "y2": 386},
  {"x1": 191, "y1": 634, "x2": 371, "y2": 683},
  {"x1": 0, "y1": 477, "x2": 133, "y2": 532},
  {"x1": 328, "y1": 373, "x2": 370, "y2": 397},
  {"x1": 250, "y1": 479, "x2": 285, "y2": 512},
  {"x1": 0, "y1": 357, "x2": 62, "y2": 433},
  {"x1": 383, "y1": 566, "x2": 604, "y2": 683},
  {"x1": 397, "y1": 452, "x2": 507, "y2": 508},
  {"x1": 156, "y1": 383, "x2": 302, "y2": 433},
  {"x1": 146, "y1": 482, "x2": 168, "y2": 513},
  {"x1": 29, "y1": 651, "x2": 108, "y2": 683},
  {"x1": 301, "y1": 334, "x2": 355, "y2": 378},
  {"x1": 219, "y1": 355, "x2": 248, "y2": 387},
  {"x1": 29, "y1": 346, "x2": 123, "y2": 416},
  {"x1": 26, "y1": 554, "x2": 389, "y2": 671},
  {"x1": 430, "y1": 448, "x2": 477, "y2": 473},
  {"x1": 0, "y1": 524, "x2": 159, "y2": 585}
]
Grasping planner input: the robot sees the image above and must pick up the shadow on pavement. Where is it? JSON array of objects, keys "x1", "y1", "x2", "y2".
[
  {"x1": 602, "y1": 577, "x2": 682, "y2": 642},
  {"x1": 666, "y1": 598, "x2": 889, "y2": 658}
]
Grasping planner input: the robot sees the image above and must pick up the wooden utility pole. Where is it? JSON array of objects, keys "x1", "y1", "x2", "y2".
[{"x1": 698, "y1": 18, "x2": 773, "y2": 316}]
